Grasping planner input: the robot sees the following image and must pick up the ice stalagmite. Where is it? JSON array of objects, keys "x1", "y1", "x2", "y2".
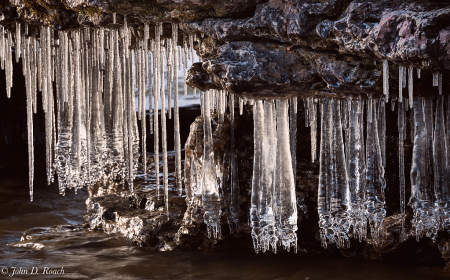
[
  {"x1": 202, "y1": 90, "x2": 222, "y2": 239},
  {"x1": 365, "y1": 98, "x2": 386, "y2": 246}
]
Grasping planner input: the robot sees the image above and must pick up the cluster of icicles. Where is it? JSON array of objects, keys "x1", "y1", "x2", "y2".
[
  {"x1": 2, "y1": 20, "x2": 450, "y2": 254},
  {"x1": 2, "y1": 19, "x2": 200, "y2": 212}
]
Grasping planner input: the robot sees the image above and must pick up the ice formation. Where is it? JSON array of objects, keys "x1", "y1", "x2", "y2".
[
  {"x1": 251, "y1": 99, "x2": 297, "y2": 253},
  {"x1": 3, "y1": 21, "x2": 450, "y2": 252},
  {"x1": 1, "y1": 22, "x2": 200, "y2": 209}
]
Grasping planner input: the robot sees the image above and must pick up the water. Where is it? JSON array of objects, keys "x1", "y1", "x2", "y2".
[{"x1": 0, "y1": 171, "x2": 448, "y2": 279}]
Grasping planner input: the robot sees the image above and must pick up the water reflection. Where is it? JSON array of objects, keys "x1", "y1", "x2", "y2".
[{"x1": 0, "y1": 174, "x2": 449, "y2": 279}]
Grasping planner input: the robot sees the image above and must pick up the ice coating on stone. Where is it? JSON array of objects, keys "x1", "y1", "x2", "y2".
[{"x1": 383, "y1": 59, "x2": 389, "y2": 102}]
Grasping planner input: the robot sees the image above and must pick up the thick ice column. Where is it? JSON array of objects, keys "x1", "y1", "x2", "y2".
[
  {"x1": 318, "y1": 99, "x2": 332, "y2": 248},
  {"x1": 365, "y1": 98, "x2": 386, "y2": 246},
  {"x1": 259, "y1": 100, "x2": 277, "y2": 253},
  {"x1": 318, "y1": 98, "x2": 352, "y2": 248},
  {"x1": 251, "y1": 100, "x2": 263, "y2": 251},
  {"x1": 432, "y1": 96, "x2": 448, "y2": 233},
  {"x1": 410, "y1": 97, "x2": 436, "y2": 241},
  {"x1": 347, "y1": 98, "x2": 366, "y2": 241},
  {"x1": 202, "y1": 90, "x2": 222, "y2": 239},
  {"x1": 274, "y1": 99, "x2": 298, "y2": 252}
]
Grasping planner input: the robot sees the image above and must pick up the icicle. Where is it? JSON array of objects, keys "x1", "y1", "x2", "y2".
[
  {"x1": 432, "y1": 96, "x2": 448, "y2": 238},
  {"x1": 347, "y1": 97, "x2": 366, "y2": 241},
  {"x1": 293, "y1": 97, "x2": 298, "y2": 114},
  {"x1": 173, "y1": 23, "x2": 182, "y2": 195},
  {"x1": 310, "y1": 98, "x2": 317, "y2": 163},
  {"x1": 160, "y1": 35, "x2": 169, "y2": 213},
  {"x1": 399, "y1": 66, "x2": 404, "y2": 103},
  {"x1": 402, "y1": 66, "x2": 407, "y2": 89},
  {"x1": 239, "y1": 97, "x2": 243, "y2": 115},
  {"x1": 275, "y1": 98, "x2": 298, "y2": 252},
  {"x1": 154, "y1": 24, "x2": 161, "y2": 198},
  {"x1": 318, "y1": 99, "x2": 350, "y2": 249},
  {"x1": 203, "y1": 90, "x2": 222, "y2": 239},
  {"x1": 398, "y1": 98, "x2": 406, "y2": 230},
  {"x1": 410, "y1": 97, "x2": 437, "y2": 242},
  {"x1": 433, "y1": 72, "x2": 439, "y2": 87},
  {"x1": 383, "y1": 60, "x2": 389, "y2": 102},
  {"x1": 417, "y1": 68, "x2": 421, "y2": 79},
  {"x1": 229, "y1": 94, "x2": 240, "y2": 232},
  {"x1": 183, "y1": 34, "x2": 188, "y2": 97},
  {"x1": 289, "y1": 97, "x2": 297, "y2": 193},
  {"x1": 390, "y1": 97, "x2": 396, "y2": 112},
  {"x1": 365, "y1": 97, "x2": 386, "y2": 246},
  {"x1": 251, "y1": 100, "x2": 265, "y2": 252},
  {"x1": 408, "y1": 66, "x2": 413, "y2": 109},
  {"x1": 26, "y1": 47, "x2": 34, "y2": 201},
  {"x1": 15, "y1": 22, "x2": 21, "y2": 63},
  {"x1": 6, "y1": 29, "x2": 13, "y2": 98}
]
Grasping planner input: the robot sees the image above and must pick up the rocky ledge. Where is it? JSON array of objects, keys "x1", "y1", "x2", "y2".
[{"x1": 0, "y1": 0, "x2": 449, "y2": 98}]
